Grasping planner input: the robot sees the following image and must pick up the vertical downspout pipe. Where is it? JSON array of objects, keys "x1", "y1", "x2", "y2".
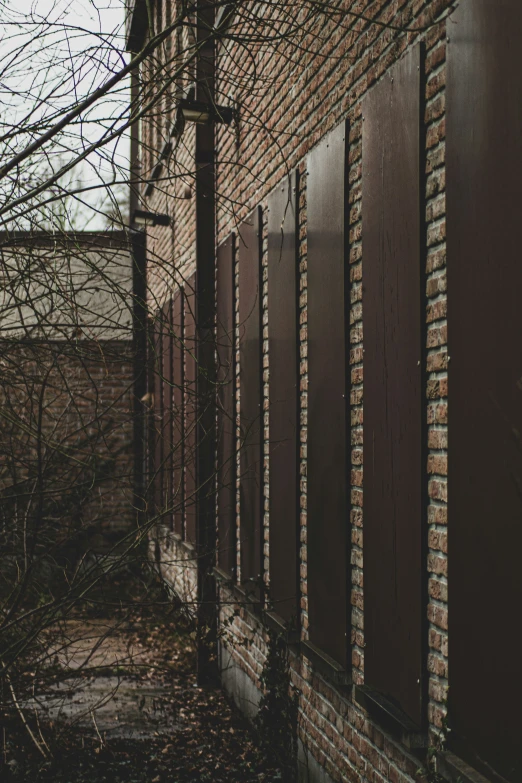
[
  {"x1": 195, "y1": 0, "x2": 218, "y2": 686},
  {"x1": 129, "y1": 62, "x2": 148, "y2": 533}
]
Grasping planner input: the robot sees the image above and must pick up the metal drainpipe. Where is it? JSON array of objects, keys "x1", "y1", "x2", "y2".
[
  {"x1": 129, "y1": 63, "x2": 148, "y2": 532},
  {"x1": 195, "y1": 0, "x2": 218, "y2": 686}
]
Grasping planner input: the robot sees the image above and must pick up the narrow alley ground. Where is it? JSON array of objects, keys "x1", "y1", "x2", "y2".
[{"x1": 1, "y1": 569, "x2": 284, "y2": 782}]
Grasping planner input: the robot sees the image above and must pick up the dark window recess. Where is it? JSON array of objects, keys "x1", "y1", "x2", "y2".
[
  {"x1": 216, "y1": 234, "x2": 236, "y2": 576},
  {"x1": 162, "y1": 299, "x2": 173, "y2": 529},
  {"x1": 238, "y1": 206, "x2": 263, "y2": 594},
  {"x1": 172, "y1": 288, "x2": 185, "y2": 537},
  {"x1": 306, "y1": 121, "x2": 350, "y2": 668},
  {"x1": 446, "y1": 5, "x2": 522, "y2": 781},
  {"x1": 267, "y1": 172, "x2": 299, "y2": 625},
  {"x1": 361, "y1": 44, "x2": 424, "y2": 729},
  {"x1": 153, "y1": 309, "x2": 164, "y2": 518},
  {"x1": 184, "y1": 273, "x2": 197, "y2": 544},
  {"x1": 146, "y1": 317, "x2": 156, "y2": 518}
]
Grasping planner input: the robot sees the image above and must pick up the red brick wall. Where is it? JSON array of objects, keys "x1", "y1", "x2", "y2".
[
  {"x1": 142, "y1": 9, "x2": 198, "y2": 315},
  {"x1": 0, "y1": 340, "x2": 135, "y2": 550},
  {"x1": 141, "y1": 1, "x2": 452, "y2": 780}
]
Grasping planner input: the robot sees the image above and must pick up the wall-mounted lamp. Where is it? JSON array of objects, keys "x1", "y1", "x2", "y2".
[
  {"x1": 171, "y1": 98, "x2": 234, "y2": 137},
  {"x1": 132, "y1": 209, "x2": 171, "y2": 228}
]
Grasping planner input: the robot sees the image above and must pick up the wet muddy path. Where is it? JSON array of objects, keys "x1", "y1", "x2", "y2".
[{"x1": 2, "y1": 577, "x2": 283, "y2": 782}]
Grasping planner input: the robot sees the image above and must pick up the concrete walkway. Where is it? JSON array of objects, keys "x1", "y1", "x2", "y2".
[
  {"x1": 6, "y1": 611, "x2": 283, "y2": 782},
  {"x1": 29, "y1": 619, "x2": 183, "y2": 741}
]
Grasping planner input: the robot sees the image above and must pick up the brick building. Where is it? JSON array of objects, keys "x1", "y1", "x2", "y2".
[
  {"x1": 0, "y1": 231, "x2": 139, "y2": 551},
  {"x1": 126, "y1": 1, "x2": 522, "y2": 781}
]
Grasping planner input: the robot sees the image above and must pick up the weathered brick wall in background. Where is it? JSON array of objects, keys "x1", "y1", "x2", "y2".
[{"x1": 0, "y1": 340, "x2": 136, "y2": 550}]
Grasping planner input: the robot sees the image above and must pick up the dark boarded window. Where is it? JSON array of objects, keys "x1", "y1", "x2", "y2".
[
  {"x1": 172, "y1": 289, "x2": 184, "y2": 536},
  {"x1": 146, "y1": 317, "x2": 154, "y2": 515},
  {"x1": 162, "y1": 299, "x2": 173, "y2": 528},
  {"x1": 216, "y1": 235, "x2": 236, "y2": 576},
  {"x1": 153, "y1": 309, "x2": 164, "y2": 517},
  {"x1": 306, "y1": 122, "x2": 349, "y2": 667},
  {"x1": 447, "y1": 4, "x2": 522, "y2": 779},
  {"x1": 267, "y1": 173, "x2": 299, "y2": 624},
  {"x1": 238, "y1": 207, "x2": 262, "y2": 592},
  {"x1": 184, "y1": 273, "x2": 197, "y2": 544},
  {"x1": 361, "y1": 45, "x2": 424, "y2": 727}
]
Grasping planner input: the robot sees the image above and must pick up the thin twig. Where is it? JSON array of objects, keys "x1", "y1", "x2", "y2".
[{"x1": 6, "y1": 673, "x2": 48, "y2": 759}]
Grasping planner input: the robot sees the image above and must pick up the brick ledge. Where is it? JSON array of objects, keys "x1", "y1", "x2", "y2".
[
  {"x1": 354, "y1": 685, "x2": 427, "y2": 750},
  {"x1": 437, "y1": 751, "x2": 501, "y2": 783}
]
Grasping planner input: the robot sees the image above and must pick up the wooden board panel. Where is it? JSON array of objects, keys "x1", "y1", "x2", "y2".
[
  {"x1": 153, "y1": 310, "x2": 163, "y2": 517},
  {"x1": 446, "y1": 5, "x2": 522, "y2": 779},
  {"x1": 238, "y1": 207, "x2": 262, "y2": 589},
  {"x1": 217, "y1": 235, "x2": 236, "y2": 576},
  {"x1": 146, "y1": 316, "x2": 156, "y2": 519},
  {"x1": 267, "y1": 172, "x2": 298, "y2": 623},
  {"x1": 362, "y1": 45, "x2": 424, "y2": 727},
  {"x1": 307, "y1": 122, "x2": 349, "y2": 666},
  {"x1": 172, "y1": 289, "x2": 184, "y2": 536},
  {"x1": 184, "y1": 274, "x2": 197, "y2": 544},
  {"x1": 162, "y1": 299, "x2": 173, "y2": 528}
]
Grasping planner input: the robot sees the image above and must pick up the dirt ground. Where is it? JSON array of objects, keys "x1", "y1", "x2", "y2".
[{"x1": 1, "y1": 569, "x2": 284, "y2": 782}]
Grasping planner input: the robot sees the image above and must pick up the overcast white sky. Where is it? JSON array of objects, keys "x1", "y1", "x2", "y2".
[{"x1": 0, "y1": 0, "x2": 131, "y2": 229}]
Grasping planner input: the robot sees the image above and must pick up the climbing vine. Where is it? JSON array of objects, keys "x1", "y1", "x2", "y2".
[{"x1": 254, "y1": 631, "x2": 298, "y2": 782}]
